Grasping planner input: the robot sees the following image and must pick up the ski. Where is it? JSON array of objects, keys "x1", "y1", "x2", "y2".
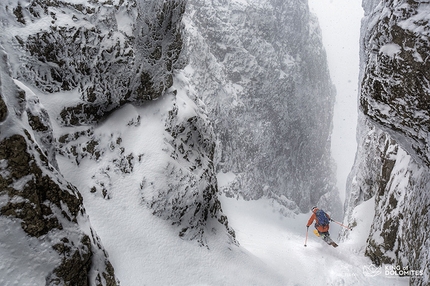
[
  {"x1": 328, "y1": 241, "x2": 338, "y2": 248},
  {"x1": 313, "y1": 229, "x2": 338, "y2": 247}
]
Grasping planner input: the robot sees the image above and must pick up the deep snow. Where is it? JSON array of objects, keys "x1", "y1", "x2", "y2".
[
  {"x1": 220, "y1": 196, "x2": 409, "y2": 286},
  {"x1": 50, "y1": 177, "x2": 411, "y2": 286},
  {"x1": 52, "y1": 154, "x2": 412, "y2": 286},
  {"x1": 33, "y1": 69, "x2": 409, "y2": 285},
  {"x1": 48, "y1": 91, "x2": 407, "y2": 285}
]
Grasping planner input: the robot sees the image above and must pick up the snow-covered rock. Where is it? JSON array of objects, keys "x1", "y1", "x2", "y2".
[
  {"x1": 183, "y1": 0, "x2": 340, "y2": 215},
  {"x1": 343, "y1": 118, "x2": 430, "y2": 285},
  {"x1": 360, "y1": 0, "x2": 430, "y2": 168},
  {"x1": 3, "y1": 0, "x2": 186, "y2": 125},
  {"x1": 0, "y1": 0, "x2": 236, "y2": 283},
  {"x1": 0, "y1": 45, "x2": 117, "y2": 286},
  {"x1": 343, "y1": 1, "x2": 430, "y2": 285}
]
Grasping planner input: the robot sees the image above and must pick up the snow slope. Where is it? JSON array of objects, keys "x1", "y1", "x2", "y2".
[
  {"x1": 31, "y1": 69, "x2": 408, "y2": 285},
  {"x1": 38, "y1": 157, "x2": 410, "y2": 286},
  {"x1": 40, "y1": 180, "x2": 409, "y2": 285},
  {"x1": 31, "y1": 66, "x2": 408, "y2": 285},
  {"x1": 49, "y1": 97, "x2": 408, "y2": 285},
  {"x1": 221, "y1": 196, "x2": 408, "y2": 286}
]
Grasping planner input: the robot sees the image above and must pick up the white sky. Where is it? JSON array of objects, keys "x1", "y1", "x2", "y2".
[{"x1": 308, "y1": 0, "x2": 364, "y2": 203}]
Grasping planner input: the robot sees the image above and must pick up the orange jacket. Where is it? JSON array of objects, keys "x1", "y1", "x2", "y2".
[{"x1": 307, "y1": 209, "x2": 330, "y2": 233}]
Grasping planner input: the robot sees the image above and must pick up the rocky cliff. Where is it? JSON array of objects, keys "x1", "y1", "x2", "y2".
[
  {"x1": 183, "y1": 0, "x2": 339, "y2": 215},
  {"x1": 9, "y1": 0, "x2": 185, "y2": 125},
  {"x1": 0, "y1": 44, "x2": 117, "y2": 285},
  {"x1": 343, "y1": 1, "x2": 430, "y2": 284},
  {"x1": 1, "y1": 0, "x2": 344, "y2": 283},
  {"x1": 0, "y1": 0, "x2": 235, "y2": 284}
]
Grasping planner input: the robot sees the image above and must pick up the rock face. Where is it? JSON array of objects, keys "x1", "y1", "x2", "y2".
[
  {"x1": 360, "y1": 0, "x2": 430, "y2": 168},
  {"x1": 8, "y1": 0, "x2": 185, "y2": 126},
  {"x1": 184, "y1": 0, "x2": 339, "y2": 215},
  {"x1": 0, "y1": 0, "x2": 341, "y2": 283},
  {"x1": 0, "y1": 47, "x2": 117, "y2": 285},
  {"x1": 0, "y1": 0, "x2": 236, "y2": 283},
  {"x1": 161, "y1": 91, "x2": 237, "y2": 244},
  {"x1": 343, "y1": 1, "x2": 430, "y2": 284},
  {"x1": 344, "y1": 116, "x2": 430, "y2": 285}
]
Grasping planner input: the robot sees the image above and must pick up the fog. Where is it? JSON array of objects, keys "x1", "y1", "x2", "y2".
[{"x1": 308, "y1": 0, "x2": 364, "y2": 203}]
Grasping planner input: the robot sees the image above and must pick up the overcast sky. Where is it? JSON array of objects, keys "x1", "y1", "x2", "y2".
[{"x1": 307, "y1": 0, "x2": 364, "y2": 202}]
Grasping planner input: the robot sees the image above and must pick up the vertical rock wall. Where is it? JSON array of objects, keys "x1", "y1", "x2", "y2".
[
  {"x1": 184, "y1": 0, "x2": 339, "y2": 215},
  {"x1": 344, "y1": 1, "x2": 430, "y2": 284}
]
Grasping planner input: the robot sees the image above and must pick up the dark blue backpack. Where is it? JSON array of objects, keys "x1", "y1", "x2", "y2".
[{"x1": 315, "y1": 209, "x2": 329, "y2": 226}]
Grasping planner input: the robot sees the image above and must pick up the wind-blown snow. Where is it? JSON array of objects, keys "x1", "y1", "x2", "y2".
[{"x1": 308, "y1": 0, "x2": 363, "y2": 203}]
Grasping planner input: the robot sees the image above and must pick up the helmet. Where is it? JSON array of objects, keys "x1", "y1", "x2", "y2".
[{"x1": 311, "y1": 206, "x2": 317, "y2": 212}]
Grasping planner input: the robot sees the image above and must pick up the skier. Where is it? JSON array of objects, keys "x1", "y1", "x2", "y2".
[{"x1": 306, "y1": 206, "x2": 337, "y2": 247}]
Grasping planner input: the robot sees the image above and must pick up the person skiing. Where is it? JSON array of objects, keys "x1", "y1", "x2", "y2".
[{"x1": 306, "y1": 206, "x2": 337, "y2": 247}]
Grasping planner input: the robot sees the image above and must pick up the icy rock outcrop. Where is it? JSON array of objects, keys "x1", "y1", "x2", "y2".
[
  {"x1": 360, "y1": 0, "x2": 430, "y2": 168},
  {"x1": 4, "y1": 0, "x2": 185, "y2": 125},
  {"x1": 344, "y1": 117, "x2": 430, "y2": 285},
  {"x1": 183, "y1": 0, "x2": 339, "y2": 214},
  {"x1": 343, "y1": 1, "x2": 430, "y2": 284},
  {"x1": 0, "y1": 47, "x2": 117, "y2": 285},
  {"x1": 1, "y1": 0, "x2": 236, "y2": 252},
  {"x1": 56, "y1": 86, "x2": 237, "y2": 247},
  {"x1": 151, "y1": 89, "x2": 236, "y2": 245}
]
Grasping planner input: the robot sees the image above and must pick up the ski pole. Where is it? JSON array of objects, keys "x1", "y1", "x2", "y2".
[
  {"x1": 332, "y1": 219, "x2": 352, "y2": 231},
  {"x1": 304, "y1": 227, "x2": 309, "y2": 247}
]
